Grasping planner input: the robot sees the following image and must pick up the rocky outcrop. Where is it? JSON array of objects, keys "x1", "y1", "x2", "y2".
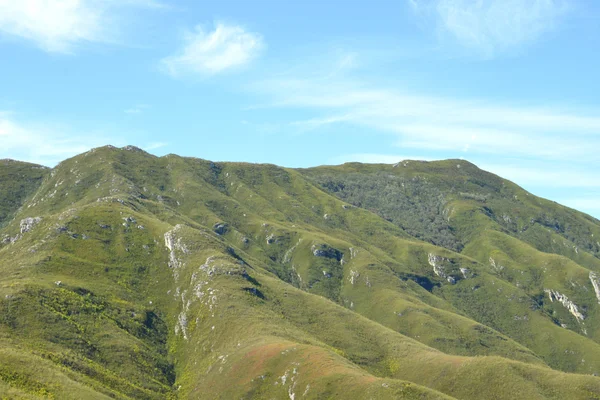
[
  {"x1": 176, "y1": 311, "x2": 189, "y2": 340},
  {"x1": 283, "y1": 239, "x2": 302, "y2": 263},
  {"x1": 348, "y1": 270, "x2": 360, "y2": 285},
  {"x1": 164, "y1": 225, "x2": 188, "y2": 281},
  {"x1": 428, "y1": 253, "x2": 457, "y2": 284},
  {"x1": 311, "y1": 244, "x2": 343, "y2": 261},
  {"x1": 213, "y1": 222, "x2": 229, "y2": 235},
  {"x1": 122, "y1": 216, "x2": 137, "y2": 228},
  {"x1": 544, "y1": 289, "x2": 585, "y2": 322},
  {"x1": 489, "y1": 257, "x2": 505, "y2": 273},
  {"x1": 590, "y1": 272, "x2": 600, "y2": 305},
  {"x1": 122, "y1": 145, "x2": 146, "y2": 152},
  {"x1": 20, "y1": 217, "x2": 42, "y2": 234},
  {"x1": 349, "y1": 247, "x2": 358, "y2": 259},
  {"x1": 2, "y1": 217, "x2": 43, "y2": 244}
]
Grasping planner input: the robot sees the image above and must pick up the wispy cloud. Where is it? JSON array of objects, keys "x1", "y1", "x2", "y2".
[
  {"x1": 251, "y1": 74, "x2": 600, "y2": 163},
  {"x1": 125, "y1": 104, "x2": 151, "y2": 115},
  {"x1": 161, "y1": 22, "x2": 265, "y2": 77},
  {"x1": 143, "y1": 142, "x2": 168, "y2": 151},
  {"x1": 0, "y1": 0, "x2": 165, "y2": 53},
  {"x1": 245, "y1": 48, "x2": 600, "y2": 219},
  {"x1": 410, "y1": 0, "x2": 571, "y2": 57},
  {"x1": 0, "y1": 113, "x2": 117, "y2": 166}
]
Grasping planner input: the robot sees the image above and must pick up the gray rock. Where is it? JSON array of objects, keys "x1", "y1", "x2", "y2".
[
  {"x1": 20, "y1": 217, "x2": 42, "y2": 234},
  {"x1": 311, "y1": 244, "x2": 343, "y2": 261},
  {"x1": 213, "y1": 223, "x2": 229, "y2": 235}
]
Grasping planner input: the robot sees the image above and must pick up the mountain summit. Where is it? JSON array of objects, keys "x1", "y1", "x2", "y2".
[{"x1": 1, "y1": 145, "x2": 599, "y2": 399}]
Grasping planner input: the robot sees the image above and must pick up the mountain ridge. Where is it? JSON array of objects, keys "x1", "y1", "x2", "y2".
[{"x1": 1, "y1": 145, "x2": 599, "y2": 399}]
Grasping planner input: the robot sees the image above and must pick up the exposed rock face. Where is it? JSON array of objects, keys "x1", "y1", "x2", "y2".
[
  {"x1": 176, "y1": 311, "x2": 189, "y2": 340},
  {"x1": 349, "y1": 247, "x2": 357, "y2": 259},
  {"x1": 428, "y1": 253, "x2": 444, "y2": 272},
  {"x1": 348, "y1": 270, "x2": 360, "y2": 285},
  {"x1": 213, "y1": 222, "x2": 229, "y2": 235},
  {"x1": 123, "y1": 145, "x2": 145, "y2": 152},
  {"x1": 166, "y1": 234, "x2": 228, "y2": 342},
  {"x1": 428, "y1": 253, "x2": 457, "y2": 284},
  {"x1": 544, "y1": 289, "x2": 585, "y2": 322},
  {"x1": 590, "y1": 272, "x2": 600, "y2": 305},
  {"x1": 283, "y1": 239, "x2": 302, "y2": 263},
  {"x1": 3, "y1": 217, "x2": 43, "y2": 244},
  {"x1": 20, "y1": 217, "x2": 42, "y2": 234},
  {"x1": 311, "y1": 244, "x2": 343, "y2": 261},
  {"x1": 164, "y1": 225, "x2": 188, "y2": 280},
  {"x1": 489, "y1": 257, "x2": 505, "y2": 273}
]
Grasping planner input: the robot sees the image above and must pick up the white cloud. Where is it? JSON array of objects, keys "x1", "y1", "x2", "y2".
[
  {"x1": 161, "y1": 22, "x2": 265, "y2": 77},
  {"x1": 0, "y1": 0, "x2": 164, "y2": 53},
  {"x1": 410, "y1": 0, "x2": 570, "y2": 57},
  {"x1": 0, "y1": 112, "x2": 165, "y2": 165},
  {"x1": 0, "y1": 113, "x2": 117, "y2": 166}
]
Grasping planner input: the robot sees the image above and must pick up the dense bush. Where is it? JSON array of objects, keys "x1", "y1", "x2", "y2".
[{"x1": 309, "y1": 172, "x2": 463, "y2": 252}]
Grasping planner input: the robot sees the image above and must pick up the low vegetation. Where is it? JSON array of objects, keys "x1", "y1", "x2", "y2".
[{"x1": 1, "y1": 146, "x2": 599, "y2": 399}]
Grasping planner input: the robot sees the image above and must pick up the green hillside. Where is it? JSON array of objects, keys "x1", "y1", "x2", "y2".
[{"x1": 0, "y1": 146, "x2": 599, "y2": 399}]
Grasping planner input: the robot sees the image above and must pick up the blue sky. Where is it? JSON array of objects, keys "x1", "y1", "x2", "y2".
[{"x1": 0, "y1": 0, "x2": 599, "y2": 218}]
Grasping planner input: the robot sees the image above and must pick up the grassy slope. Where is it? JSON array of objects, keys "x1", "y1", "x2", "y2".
[
  {"x1": 0, "y1": 159, "x2": 49, "y2": 228},
  {"x1": 302, "y1": 161, "x2": 600, "y2": 370},
  {"x1": 0, "y1": 147, "x2": 599, "y2": 399}
]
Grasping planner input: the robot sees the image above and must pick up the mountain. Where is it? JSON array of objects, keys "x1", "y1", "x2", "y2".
[{"x1": 1, "y1": 145, "x2": 599, "y2": 399}]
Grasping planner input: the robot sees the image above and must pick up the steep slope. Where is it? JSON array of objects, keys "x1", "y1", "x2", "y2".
[
  {"x1": 0, "y1": 159, "x2": 49, "y2": 228},
  {"x1": 0, "y1": 146, "x2": 599, "y2": 399},
  {"x1": 302, "y1": 160, "x2": 600, "y2": 370}
]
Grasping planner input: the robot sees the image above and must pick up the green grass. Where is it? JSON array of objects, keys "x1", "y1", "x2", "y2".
[
  {"x1": 1, "y1": 146, "x2": 600, "y2": 399},
  {"x1": 0, "y1": 159, "x2": 48, "y2": 228}
]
